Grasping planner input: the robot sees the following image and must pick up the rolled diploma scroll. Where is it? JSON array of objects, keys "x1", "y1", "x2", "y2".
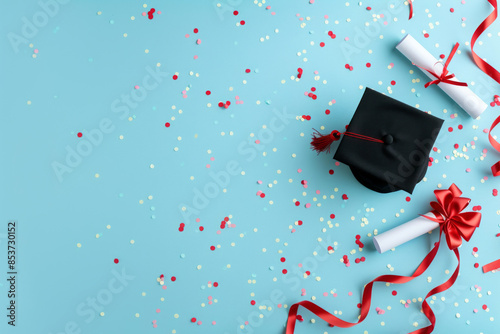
[
  {"x1": 396, "y1": 34, "x2": 487, "y2": 119},
  {"x1": 373, "y1": 211, "x2": 441, "y2": 254}
]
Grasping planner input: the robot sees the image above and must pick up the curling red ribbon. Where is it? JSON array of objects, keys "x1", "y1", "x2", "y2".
[
  {"x1": 419, "y1": 43, "x2": 468, "y2": 88},
  {"x1": 408, "y1": 0, "x2": 414, "y2": 19},
  {"x1": 489, "y1": 116, "x2": 500, "y2": 176},
  {"x1": 471, "y1": 0, "x2": 500, "y2": 85},
  {"x1": 285, "y1": 184, "x2": 480, "y2": 334}
]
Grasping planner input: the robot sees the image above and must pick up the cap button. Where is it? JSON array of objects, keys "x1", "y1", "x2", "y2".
[{"x1": 383, "y1": 134, "x2": 393, "y2": 145}]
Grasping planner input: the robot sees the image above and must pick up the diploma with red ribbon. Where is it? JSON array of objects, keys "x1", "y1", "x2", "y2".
[
  {"x1": 396, "y1": 34, "x2": 487, "y2": 119},
  {"x1": 285, "y1": 184, "x2": 481, "y2": 334}
]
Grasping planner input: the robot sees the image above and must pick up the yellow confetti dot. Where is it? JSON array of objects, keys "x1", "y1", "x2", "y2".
[{"x1": 77, "y1": 243, "x2": 81, "y2": 248}]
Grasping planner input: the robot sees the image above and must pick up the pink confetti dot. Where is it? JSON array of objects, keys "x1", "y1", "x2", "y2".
[
  {"x1": 156, "y1": 309, "x2": 160, "y2": 313},
  {"x1": 134, "y1": 85, "x2": 139, "y2": 89},
  {"x1": 196, "y1": 39, "x2": 201, "y2": 45},
  {"x1": 305, "y1": 203, "x2": 311, "y2": 208},
  {"x1": 212, "y1": 321, "x2": 216, "y2": 325}
]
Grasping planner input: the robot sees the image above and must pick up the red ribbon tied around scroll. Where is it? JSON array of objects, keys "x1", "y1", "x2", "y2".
[
  {"x1": 410, "y1": 0, "x2": 500, "y2": 85},
  {"x1": 421, "y1": 43, "x2": 468, "y2": 89},
  {"x1": 285, "y1": 184, "x2": 481, "y2": 334}
]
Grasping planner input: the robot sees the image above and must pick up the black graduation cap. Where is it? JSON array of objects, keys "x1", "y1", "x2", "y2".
[{"x1": 311, "y1": 88, "x2": 444, "y2": 194}]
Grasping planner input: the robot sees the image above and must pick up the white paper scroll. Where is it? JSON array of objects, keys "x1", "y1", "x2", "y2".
[
  {"x1": 396, "y1": 34, "x2": 487, "y2": 119},
  {"x1": 373, "y1": 211, "x2": 441, "y2": 254}
]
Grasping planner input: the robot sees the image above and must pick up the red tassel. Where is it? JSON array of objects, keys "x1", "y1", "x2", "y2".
[{"x1": 311, "y1": 129, "x2": 341, "y2": 154}]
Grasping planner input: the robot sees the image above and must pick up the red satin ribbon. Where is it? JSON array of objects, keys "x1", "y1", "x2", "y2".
[
  {"x1": 408, "y1": 0, "x2": 414, "y2": 19},
  {"x1": 488, "y1": 116, "x2": 500, "y2": 176},
  {"x1": 417, "y1": 43, "x2": 468, "y2": 89},
  {"x1": 471, "y1": 0, "x2": 500, "y2": 85},
  {"x1": 285, "y1": 184, "x2": 481, "y2": 334},
  {"x1": 483, "y1": 259, "x2": 500, "y2": 273}
]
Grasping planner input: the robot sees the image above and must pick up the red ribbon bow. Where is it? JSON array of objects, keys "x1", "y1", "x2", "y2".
[
  {"x1": 421, "y1": 43, "x2": 468, "y2": 89},
  {"x1": 285, "y1": 184, "x2": 480, "y2": 334},
  {"x1": 422, "y1": 184, "x2": 481, "y2": 250}
]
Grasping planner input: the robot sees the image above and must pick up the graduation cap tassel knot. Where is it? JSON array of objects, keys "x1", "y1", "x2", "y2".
[
  {"x1": 310, "y1": 129, "x2": 384, "y2": 154},
  {"x1": 310, "y1": 129, "x2": 342, "y2": 154}
]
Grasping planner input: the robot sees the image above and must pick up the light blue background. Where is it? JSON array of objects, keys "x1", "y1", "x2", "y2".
[{"x1": 1, "y1": 1, "x2": 499, "y2": 333}]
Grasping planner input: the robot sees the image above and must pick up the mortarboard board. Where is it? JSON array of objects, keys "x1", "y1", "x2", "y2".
[{"x1": 311, "y1": 88, "x2": 444, "y2": 194}]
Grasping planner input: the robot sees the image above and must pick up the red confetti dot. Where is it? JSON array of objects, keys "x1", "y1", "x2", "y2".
[
  {"x1": 114, "y1": 258, "x2": 119, "y2": 264},
  {"x1": 206, "y1": 90, "x2": 211, "y2": 95},
  {"x1": 260, "y1": 193, "x2": 265, "y2": 198},
  {"x1": 213, "y1": 282, "x2": 219, "y2": 287},
  {"x1": 218, "y1": 102, "x2": 224, "y2": 107},
  {"x1": 295, "y1": 201, "x2": 300, "y2": 206},
  {"x1": 297, "y1": 220, "x2": 303, "y2": 225},
  {"x1": 392, "y1": 290, "x2": 397, "y2": 296},
  {"x1": 193, "y1": 28, "x2": 199, "y2": 33},
  {"x1": 493, "y1": 189, "x2": 498, "y2": 196},
  {"x1": 240, "y1": 20, "x2": 245, "y2": 25},
  {"x1": 171, "y1": 276, "x2": 176, "y2": 282},
  {"x1": 448, "y1": 127, "x2": 453, "y2": 132},
  {"x1": 320, "y1": 42, "x2": 325, "y2": 47},
  {"x1": 210, "y1": 246, "x2": 216, "y2": 251},
  {"x1": 474, "y1": 263, "x2": 479, "y2": 268},
  {"x1": 330, "y1": 214, "x2": 335, "y2": 219},
  {"x1": 391, "y1": 80, "x2": 396, "y2": 85},
  {"x1": 325, "y1": 109, "x2": 330, "y2": 115},
  {"x1": 173, "y1": 75, "x2": 178, "y2": 80},
  {"x1": 282, "y1": 269, "x2": 287, "y2": 274},
  {"x1": 355, "y1": 258, "x2": 361, "y2": 264},
  {"x1": 179, "y1": 227, "x2": 184, "y2": 232},
  {"x1": 482, "y1": 304, "x2": 488, "y2": 310},
  {"x1": 360, "y1": 257, "x2": 366, "y2": 262},
  {"x1": 357, "y1": 303, "x2": 362, "y2": 308},
  {"x1": 165, "y1": 122, "x2": 170, "y2": 128},
  {"x1": 450, "y1": 8, "x2": 455, "y2": 13},
  {"x1": 251, "y1": 300, "x2": 256, "y2": 305},
  {"x1": 473, "y1": 247, "x2": 478, "y2": 252},
  {"x1": 366, "y1": 62, "x2": 371, "y2": 68},
  {"x1": 245, "y1": 69, "x2": 251, "y2": 73},
  {"x1": 454, "y1": 143, "x2": 459, "y2": 149},
  {"x1": 311, "y1": 87, "x2": 316, "y2": 92},
  {"x1": 328, "y1": 169, "x2": 334, "y2": 174},
  {"x1": 305, "y1": 271, "x2": 311, "y2": 276},
  {"x1": 440, "y1": 54, "x2": 446, "y2": 59},
  {"x1": 424, "y1": 33, "x2": 430, "y2": 38},
  {"x1": 77, "y1": 132, "x2": 82, "y2": 137},
  {"x1": 458, "y1": 124, "x2": 463, "y2": 130},
  {"x1": 199, "y1": 226, "x2": 204, "y2": 231},
  {"x1": 280, "y1": 257, "x2": 286, "y2": 262},
  {"x1": 342, "y1": 194, "x2": 348, "y2": 200},
  {"x1": 191, "y1": 317, "x2": 197, "y2": 323},
  {"x1": 224, "y1": 217, "x2": 229, "y2": 222},
  {"x1": 233, "y1": 10, "x2": 239, "y2": 15},
  {"x1": 406, "y1": 196, "x2": 411, "y2": 202}
]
